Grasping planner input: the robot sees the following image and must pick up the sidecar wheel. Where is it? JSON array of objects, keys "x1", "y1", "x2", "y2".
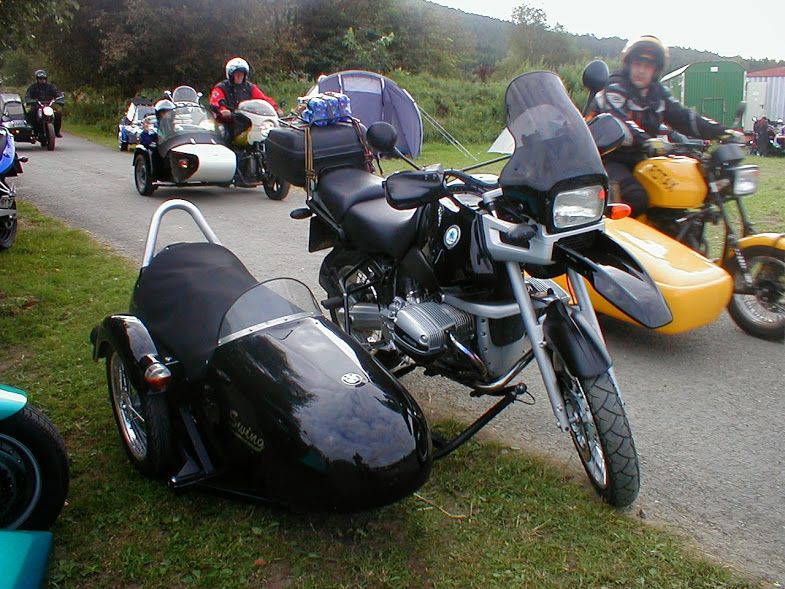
[
  {"x1": 263, "y1": 176, "x2": 291, "y2": 200},
  {"x1": 133, "y1": 154, "x2": 156, "y2": 196},
  {"x1": 0, "y1": 201, "x2": 18, "y2": 251},
  {"x1": 107, "y1": 350, "x2": 173, "y2": 477},
  {"x1": 554, "y1": 359, "x2": 639, "y2": 508},
  {"x1": 0, "y1": 405, "x2": 70, "y2": 530},
  {"x1": 726, "y1": 245, "x2": 785, "y2": 341}
]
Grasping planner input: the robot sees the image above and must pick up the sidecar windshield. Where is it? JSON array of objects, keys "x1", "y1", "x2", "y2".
[
  {"x1": 156, "y1": 105, "x2": 221, "y2": 142},
  {"x1": 217, "y1": 278, "x2": 323, "y2": 345},
  {"x1": 499, "y1": 71, "x2": 605, "y2": 193}
]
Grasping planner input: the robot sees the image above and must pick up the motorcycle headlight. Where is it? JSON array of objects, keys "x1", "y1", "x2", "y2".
[
  {"x1": 729, "y1": 165, "x2": 758, "y2": 196},
  {"x1": 42, "y1": 106, "x2": 54, "y2": 117},
  {"x1": 552, "y1": 185, "x2": 606, "y2": 229}
]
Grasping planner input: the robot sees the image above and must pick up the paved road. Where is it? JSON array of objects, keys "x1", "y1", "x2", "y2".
[{"x1": 13, "y1": 134, "x2": 785, "y2": 585}]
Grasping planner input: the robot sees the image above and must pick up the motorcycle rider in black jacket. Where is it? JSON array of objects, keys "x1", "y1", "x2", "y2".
[
  {"x1": 25, "y1": 69, "x2": 64, "y2": 138},
  {"x1": 587, "y1": 36, "x2": 740, "y2": 216}
]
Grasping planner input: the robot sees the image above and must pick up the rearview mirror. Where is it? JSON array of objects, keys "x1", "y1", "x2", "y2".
[
  {"x1": 366, "y1": 121, "x2": 398, "y2": 153},
  {"x1": 582, "y1": 60, "x2": 609, "y2": 94}
]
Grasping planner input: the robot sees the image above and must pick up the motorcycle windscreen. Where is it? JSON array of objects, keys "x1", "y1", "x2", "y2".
[
  {"x1": 554, "y1": 234, "x2": 673, "y2": 329},
  {"x1": 499, "y1": 71, "x2": 606, "y2": 193},
  {"x1": 218, "y1": 278, "x2": 323, "y2": 345}
]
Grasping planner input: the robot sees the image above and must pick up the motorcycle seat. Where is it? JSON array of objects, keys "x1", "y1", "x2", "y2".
[
  {"x1": 316, "y1": 167, "x2": 385, "y2": 222},
  {"x1": 133, "y1": 242, "x2": 257, "y2": 381},
  {"x1": 341, "y1": 198, "x2": 418, "y2": 260}
]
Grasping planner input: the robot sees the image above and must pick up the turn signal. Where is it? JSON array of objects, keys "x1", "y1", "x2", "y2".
[
  {"x1": 144, "y1": 362, "x2": 172, "y2": 392},
  {"x1": 607, "y1": 203, "x2": 631, "y2": 220}
]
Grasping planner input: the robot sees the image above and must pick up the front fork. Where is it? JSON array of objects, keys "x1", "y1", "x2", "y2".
[{"x1": 505, "y1": 262, "x2": 618, "y2": 433}]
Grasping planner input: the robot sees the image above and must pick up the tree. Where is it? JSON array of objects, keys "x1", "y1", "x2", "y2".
[
  {"x1": 507, "y1": 3, "x2": 578, "y2": 69},
  {"x1": 0, "y1": 0, "x2": 78, "y2": 49}
]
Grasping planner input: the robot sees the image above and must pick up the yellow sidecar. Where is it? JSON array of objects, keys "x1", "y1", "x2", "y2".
[{"x1": 556, "y1": 217, "x2": 733, "y2": 334}]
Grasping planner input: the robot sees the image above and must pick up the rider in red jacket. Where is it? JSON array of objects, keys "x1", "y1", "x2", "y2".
[{"x1": 210, "y1": 57, "x2": 282, "y2": 139}]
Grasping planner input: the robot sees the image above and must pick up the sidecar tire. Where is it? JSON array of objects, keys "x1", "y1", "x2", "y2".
[
  {"x1": 726, "y1": 245, "x2": 785, "y2": 341},
  {"x1": 0, "y1": 201, "x2": 18, "y2": 251},
  {"x1": 45, "y1": 123, "x2": 56, "y2": 151},
  {"x1": 107, "y1": 350, "x2": 174, "y2": 478},
  {"x1": 0, "y1": 405, "x2": 70, "y2": 530},
  {"x1": 555, "y1": 363, "x2": 640, "y2": 508},
  {"x1": 263, "y1": 176, "x2": 291, "y2": 200},
  {"x1": 134, "y1": 154, "x2": 156, "y2": 196}
]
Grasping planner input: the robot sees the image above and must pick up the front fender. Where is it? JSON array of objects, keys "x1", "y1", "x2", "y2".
[
  {"x1": 554, "y1": 232, "x2": 673, "y2": 329},
  {"x1": 91, "y1": 315, "x2": 159, "y2": 392},
  {"x1": 727, "y1": 233, "x2": 785, "y2": 261},
  {"x1": 543, "y1": 301, "x2": 611, "y2": 379}
]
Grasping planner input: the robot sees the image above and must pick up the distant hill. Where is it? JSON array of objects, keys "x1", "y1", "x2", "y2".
[{"x1": 417, "y1": 0, "x2": 781, "y2": 74}]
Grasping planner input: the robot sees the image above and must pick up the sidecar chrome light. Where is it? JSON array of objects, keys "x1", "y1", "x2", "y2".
[
  {"x1": 42, "y1": 106, "x2": 54, "y2": 117},
  {"x1": 553, "y1": 185, "x2": 605, "y2": 229},
  {"x1": 144, "y1": 362, "x2": 172, "y2": 392},
  {"x1": 731, "y1": 165, "x2": 758, "y2": 196}
]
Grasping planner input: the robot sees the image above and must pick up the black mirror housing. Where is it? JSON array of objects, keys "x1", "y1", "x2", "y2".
[
  {"x1": 366, "y1": 121, "x2": 398, "y2": 153},
  {"x1": 582, "y1": 60, "x2": 609, "y2": 94}
]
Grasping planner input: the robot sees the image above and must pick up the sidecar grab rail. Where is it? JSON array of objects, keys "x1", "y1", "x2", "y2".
[{"x1": 141, "y1": 199, "x2": 222, "y2": 268}]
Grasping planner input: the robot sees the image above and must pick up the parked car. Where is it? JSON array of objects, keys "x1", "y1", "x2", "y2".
[
  {"x1": 0, "y1": 93, "x2": 34, "y2": 144},
  {"x1": 118, "y1": 97, "x2": 155, "y2": 151}
]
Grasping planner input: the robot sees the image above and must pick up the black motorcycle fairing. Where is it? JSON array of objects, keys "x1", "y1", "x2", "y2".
[
  {"x1": 543, "y1": 300, "x2": 611, "y2": 378},
  {"x1": 500, "y1": 71, "x2": 606, "y2": 194},
  {"x1": 131, "y1": 242, "x2": 257, "y2": 381},
  {"x1": 554, "y1": 233, "x2": 673, "y2": 329},
  {"x1": 210, "y1": 316, "x2": 432, "y2": 511},
  {"x1": 315, "y1": 167, "x2": 386, "y2": 222},
  {"x1": 341, "y1": 197, "x2": 420, "y2": 260},
  {"x1": 91, "y1": 314, "x2": 160, "y2": 392}
]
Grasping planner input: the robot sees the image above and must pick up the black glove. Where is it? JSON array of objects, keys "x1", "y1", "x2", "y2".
[
  {"x1": 643, "y1": 137, "x2": 668, "y2": 157},
  {"x1": 718, "y1": 129, "x2": 745, "y2": 143}
]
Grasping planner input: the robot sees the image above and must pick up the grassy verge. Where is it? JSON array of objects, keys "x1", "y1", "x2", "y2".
[{"x1": 1, "y1": 208, "x2": 773, "y2": 584}]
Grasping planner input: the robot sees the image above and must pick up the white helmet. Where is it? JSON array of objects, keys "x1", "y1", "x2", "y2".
[{"x1": 225, "y1": 57, "x2": 249, "y2": 82}]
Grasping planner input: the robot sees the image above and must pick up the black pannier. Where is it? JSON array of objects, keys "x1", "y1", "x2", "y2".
[{"x1": 265, "y1": 122, "x2": 369, "y2": 187}]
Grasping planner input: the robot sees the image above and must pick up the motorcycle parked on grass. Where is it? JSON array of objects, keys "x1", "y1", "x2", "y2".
[
  {"x1": 27, "y1": 95, "x2": 64, "y2": 151},
  {"x1": 584, "y1": 61, "x2": 785, "y2": 341},
  {"x1": 273, "y1": 71, "x2": 674, "y2": 507},
  {"x1": 0, "y1": 126, "x2": 28, "y2": 251},
  {"x1": 0, "y1": 383, "x2": 70, "y2": 530},
  {"x1": 90, "y1": 199, "x2": 431, "y2": 512}
]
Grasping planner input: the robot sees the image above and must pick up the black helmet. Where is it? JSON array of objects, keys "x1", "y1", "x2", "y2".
[
  {"x1": 35, "y1": 69, "x2": 47, "y2": 80},
  {"x1": 622, "y1": 36, "x2": 669, "y2": 73}
]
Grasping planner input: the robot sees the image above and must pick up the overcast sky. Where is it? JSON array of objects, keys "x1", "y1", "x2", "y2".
[{"x1": 429, "y1": 0, "x2": 783, "y2": 62}]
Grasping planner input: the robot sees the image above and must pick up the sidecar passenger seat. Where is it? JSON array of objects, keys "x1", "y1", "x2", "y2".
[{"x1": 133, "y1": 242, "x2": 257, "y2": 381}]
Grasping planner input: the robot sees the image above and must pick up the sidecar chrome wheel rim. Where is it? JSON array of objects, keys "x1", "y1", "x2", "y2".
[
  {"x1": 110, "y1": 353, "x2": 148, "y2": 461},
  {"x1": 0, "y1": 434, "x2": 42, "y2": 529}
]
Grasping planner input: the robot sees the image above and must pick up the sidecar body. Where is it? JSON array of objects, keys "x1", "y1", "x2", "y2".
[
  {"x1": 555, "y1": 217, "x2": 733, "y2": 333},
  {"x1": 91, "y1": 200, "x2": 431, "y2": 512}
]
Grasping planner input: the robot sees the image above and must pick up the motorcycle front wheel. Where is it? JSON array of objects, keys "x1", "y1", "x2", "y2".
[
  {"x1": 0, "y1": 202, "x2": 18, "y2": 250},
  {"x1": 45, "y1": 123, "x2": 55, "y2": 151},
  {"x1": 0, "y1": 405, "x2": 70, "y2": 530},
  {"x1": 726, "y1": 245, "x2": 785, "y2": 341},
  {"x1": 133, "y1": 154, "x2": 156, "y2": 196},
  {"x1": 107, "y1": 349, "x2": 174, "y2": 477},
  {"x1": 553, "y1": 355, "x2": 640, "y2": 507}
]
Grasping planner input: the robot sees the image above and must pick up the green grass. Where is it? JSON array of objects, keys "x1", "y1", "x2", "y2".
[{"x1": 2, "y1": 192, "x2": 778, "y2": 584}]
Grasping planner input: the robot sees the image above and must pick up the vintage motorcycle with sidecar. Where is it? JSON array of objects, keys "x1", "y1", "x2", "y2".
[
  {"x1": 271, "y1": 71, "x2": 675, "y2": 507},
  {"x1": 582, "y1": 60, "x2": 785, "y2": 341},
  {"x1": 90, "y1": 199, "x2": 432, "y2": 512}
]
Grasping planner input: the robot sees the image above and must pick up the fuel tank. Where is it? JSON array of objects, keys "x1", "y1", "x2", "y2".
[
  {"x1": 209, "y1": 316, "x2": 432, "y2": 512},
  {"x1": 635, "y1": 156, "x2": 707, "y2": 209}
]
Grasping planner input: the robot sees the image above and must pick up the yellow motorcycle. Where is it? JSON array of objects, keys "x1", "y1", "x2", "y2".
[{"x1": 580, "y1": 61, "x2": 785, "y2": 341}]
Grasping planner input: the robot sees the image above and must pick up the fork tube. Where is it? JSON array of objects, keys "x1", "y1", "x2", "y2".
[{"x1": 505, "y1": 262, "x2": 571, "y2": 432}]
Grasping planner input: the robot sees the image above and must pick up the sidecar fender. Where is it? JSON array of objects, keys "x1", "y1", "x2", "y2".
[
  {"x1": 728, "y1": 232, "x2": 785, "y2": 259},
  {"x1": 0, "y1": 383, "x2": 27, "y2": 421},
  {"x1": 91, "y1": 315, "x2": 160, "y2": 391},
  {"x1": 554, "y1": 232, "x2": 673, "y2": 329},
  {"x1": 543, "y1": 301, "x2": 611, "y2": 379}
]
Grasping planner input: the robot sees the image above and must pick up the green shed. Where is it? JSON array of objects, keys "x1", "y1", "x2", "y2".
[{"x1": 661, "y1": 61, "x2": 745, "y2": 127}]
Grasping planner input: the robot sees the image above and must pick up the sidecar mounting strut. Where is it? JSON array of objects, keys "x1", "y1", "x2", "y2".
[{"x1": 432, "y1": 384, "x2": 526, "y2": 460}]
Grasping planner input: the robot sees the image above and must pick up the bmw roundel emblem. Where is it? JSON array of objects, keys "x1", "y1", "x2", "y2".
[
  {"x1": 341, "y1": 373, "x2": 365, "y2": 387},
  {"x1": 444, "y1": 225, "x2": 461, "y2": 249}
]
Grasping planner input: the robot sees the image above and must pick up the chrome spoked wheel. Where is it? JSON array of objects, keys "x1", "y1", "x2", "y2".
[
  {"x1": 109, "y1": 352, "x2": 148, "y2": 462},
  {"x1": 728, "y1": 245, "x2": 785, "y2": 341}
]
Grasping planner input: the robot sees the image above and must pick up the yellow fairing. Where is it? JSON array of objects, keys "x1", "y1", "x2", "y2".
[
  {"x1": 635, "y1": 156, "x2": 707, "y2": 209},
  {"x1": 554, "y1": 217, "x2": 733, "y2": 333}
]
